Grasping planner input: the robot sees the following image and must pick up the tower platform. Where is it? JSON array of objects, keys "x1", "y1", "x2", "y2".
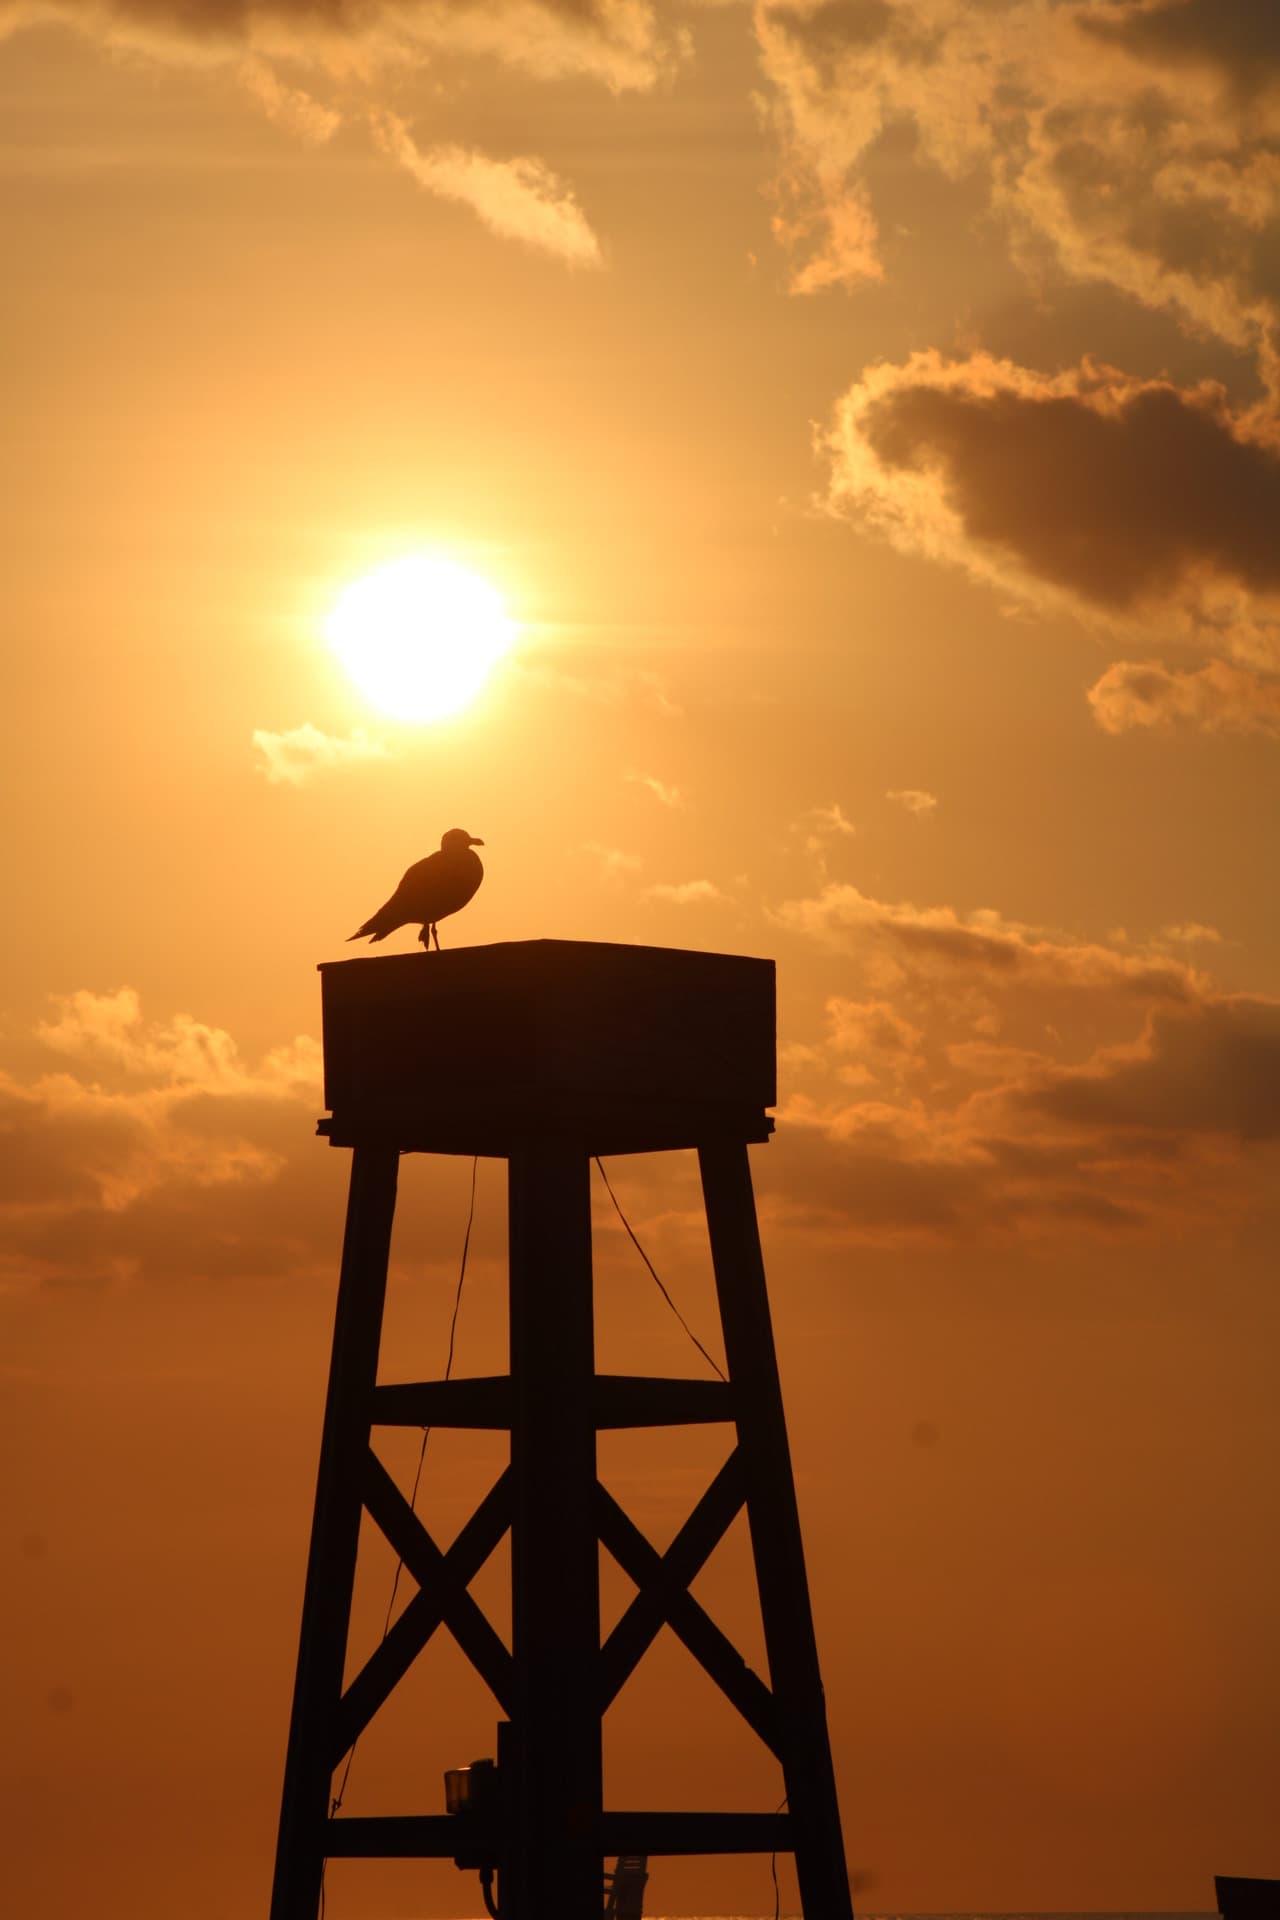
[{"x1": 318, "y1": 939, "x2": 776, "y2": 1156}]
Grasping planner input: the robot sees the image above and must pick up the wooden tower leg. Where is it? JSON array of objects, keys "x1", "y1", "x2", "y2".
[
  {"x1": 507, "y1": 1140, "x2": 602, "y2": 1920},
  {"x1": 270, "y1": 1145, "x2": 401, "y2": 1920},
  {"x1": 697, "y1": 1140, "x2": 854, "y2": 1920}
]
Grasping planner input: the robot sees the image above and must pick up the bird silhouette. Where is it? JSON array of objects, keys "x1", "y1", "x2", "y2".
[{"x1": 348, "y1": 829, "x2": 485, "y2": 951}]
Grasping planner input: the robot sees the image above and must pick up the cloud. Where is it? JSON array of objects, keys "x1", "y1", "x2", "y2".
[
  {"x1": 252, "y1": 722, "x2": 388, "y2": 785},
  {"x1": 628, "y1": 773, "x2": 685, "y2": 809},
  {"x1": 371, "y1": 114, "x2": 603, "y2": 268},
  {"x1": 35, "y1": 987, "x2": 322, "y2": 1098},
  {"x1": 0, "y1": 0, "x2": 680, "y2": 93},
  {"x1": 0, "y1": 989, "x2": 498, "y2": 1295},
  {"x1": 1021, "y1": 996, "x2": 1280, "y2": 1144},
  {"x1": 823, "y1": 351, "x2": 1280, "y2": 731},
  {"x1": 1160, "y1": 922, "x2": 1223, "y2": 947},
  {"x1": 774, "y1": 880, "x2": 1202, "y2": 1003},
  {"x1": 887, "y1": 788, "x2": 937, "y2": 817},
  {"x1": 0, "y1": 990, "x2": 324, "y2": 1288},
  {"x1": 237, "y1": 54, "x2": 341, "y2": 143},
  {"x1": 793, "y1": 803, "x2": 857, "y2": 875},
  {"x1": 1087, "y1": 659, "x2": 1280, "y2": 736},
  {"x1": 755, "y1": 0, "x2": 1280, "y2": 364},
  {"x1": 827, "y1": 995, "x2": 924, "y2": 1085},
  {"x1": 583, "y1": 840, "x2": 642, "y2": 881},
  {"x1": 765, "y1": 882, "x2": 1280, "y2": 1244},
  {"x1": 797, "y1": 801, "x2": 856, "y2": 840},
  {"x1": 1077, "y1": 0, "x2": 1280, "y2": 101},
  {"x1": 0, "y1": 0, "x2": 678, "y2": 261},
  {"x1": 827, "y1": 353, "x2": 1280, "y2": 617},
  {"x1": 644, "y1": 879, "x2": 728, "y2": 905}
]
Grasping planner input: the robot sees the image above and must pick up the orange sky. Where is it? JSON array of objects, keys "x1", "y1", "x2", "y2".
[{"x1": 3, "y1": 2, "x2": 1279, "y2": 1915}]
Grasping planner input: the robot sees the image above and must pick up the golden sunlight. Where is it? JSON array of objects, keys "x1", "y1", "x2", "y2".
[{"x1": 326, "y1": 554, "x2": 515, "y2": 722}]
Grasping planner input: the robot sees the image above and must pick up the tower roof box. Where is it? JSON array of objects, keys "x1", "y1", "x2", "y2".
[{"x1": 318, "y1": 939, "x2": 776, "y2": 1156}]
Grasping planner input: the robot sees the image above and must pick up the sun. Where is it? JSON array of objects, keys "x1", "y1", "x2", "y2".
[{"x1": 326, "y1": 554, "x2": 515, "y2": 722}]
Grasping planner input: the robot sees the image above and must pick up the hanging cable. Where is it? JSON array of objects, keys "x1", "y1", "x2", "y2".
[
  {"x1": 592, "y1": 1155, "x2": 726, "y2": 1382},
  {"x1": 769, "y1": 1793, "x2": 788, "y2": 1920},
  {"x1": 320, "y1": 1155, "x2": 481, "y2": 1917}
]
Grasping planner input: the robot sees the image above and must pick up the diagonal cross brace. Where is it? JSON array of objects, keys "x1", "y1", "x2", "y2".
[
  {"x1": 597, "y1": 1449, "x2": 781, "y2": 1757},
  {"x1": 331, "y1": 1466, "x2": 513, "y2": 1765},
  {"x1": 360, "y1": 1449, "x2": 515, "y2": 1713}
]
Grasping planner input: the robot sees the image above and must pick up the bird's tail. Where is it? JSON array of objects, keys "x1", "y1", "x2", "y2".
[{"x1": 347, "y1": 920, "x2": 388, "y2": 942}]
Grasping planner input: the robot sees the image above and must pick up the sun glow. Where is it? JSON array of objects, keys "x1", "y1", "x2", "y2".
[{"x1": 326, "y1": 554, "x2": 515, "y2": 722}]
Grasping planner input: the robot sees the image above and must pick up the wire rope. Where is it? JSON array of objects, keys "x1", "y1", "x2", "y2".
[{"x1": 592, "y1": 1156, "x2": 727, "y2": 1382}]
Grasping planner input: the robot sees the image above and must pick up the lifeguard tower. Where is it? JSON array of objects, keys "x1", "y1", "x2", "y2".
[{"x1": 269, "y1": 940, "x2": 852, "y2": 1918}]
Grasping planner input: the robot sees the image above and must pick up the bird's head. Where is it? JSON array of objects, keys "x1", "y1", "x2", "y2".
[{"x1": 440, "y1": 827, "x2": 484, "y2": 852}]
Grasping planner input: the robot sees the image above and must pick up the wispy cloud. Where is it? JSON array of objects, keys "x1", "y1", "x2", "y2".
[
  {"x1": 628, "y1": 772, "x2": 685, "y2": 809},
  {"x1": 0, "y1": 0, "x2": 683, "y2": 93},
  {"x1": 371, "y1": 112, "x2": 602, "y2": 267},
  {"x1": 1160, "y1": 923, "x2": 1223, "y2": 949},
  {"x1": 796, "y1": 801, "x2": 856, "y2": 842},
  {"x1": 238, "y1": 55, "x2": 340, "y2": 144},
  {"x1": 252, "y1": 723, "x2": 388, "y2": 785},
  {"x1": 583, "y1": 841, "x2": 642, "y2": 882},
  {"x1": 887, "y1": 788, "x2": 937, "y2": 817},
  {"x1": 645, "y1": 879, "x2": 727, "y2": 905}
]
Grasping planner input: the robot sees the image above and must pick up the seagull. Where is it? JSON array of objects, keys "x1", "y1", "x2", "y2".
[{"x1": 348, "y1": 829, "x2": 485, "y2": 951}]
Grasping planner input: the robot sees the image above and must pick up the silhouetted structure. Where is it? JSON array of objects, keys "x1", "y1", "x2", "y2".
[
  {"x1": 270, "y1": 940, "x2": 852, "y2": 1920},
  {"x1": 1216, "y1": 1877, "x2": 1280, "y2": 1917},
  {"x1": 348, "y1": 826, "x2": 484, "y2": 950}
]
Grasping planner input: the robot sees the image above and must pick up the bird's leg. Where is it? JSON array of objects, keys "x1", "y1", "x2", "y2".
[{"x1": 430, "y1": 923, "x2": 441, "y2": 952}]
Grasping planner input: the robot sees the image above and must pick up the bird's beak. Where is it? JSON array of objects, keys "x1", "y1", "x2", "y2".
[{"x1": 469, "y1": 836, "x2": 485, "y2": 846}]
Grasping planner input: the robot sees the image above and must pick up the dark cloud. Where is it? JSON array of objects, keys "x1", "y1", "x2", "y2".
[
  {"x1": 1078, "y1": 0, "x2": 1280, "y2": 97},
  {"x1": 0, "y1": 988, "x2": 509, "y2": 1291},
  {"x1": 0, "y1": 1081, "x2": 144, "y2": 1208},
  {"x1": 769, "y1": 882, "x2": 1279, "y2": 1245},
  {"x1": 765, "y1": 0, "x2": 897, "y2": 54},
  {"x1": 1024, "y1": 998, "x2": 1280, "y2": 1142},
  {"x1": 760, "y1": 1099, "x2": 1158, "y2": 1245},
  {"x1": 3, "y1": 0, "x2": 633, "y2": 34},
  {"x1": 0, "y1": 0, "x2": 675, "y2": 87},
  {"x1": 55, "y1": 0, "x2": 374, "y2": 30},
  {"x1": 825, "y1": 353, "x2": 1280, "y2": 734},
  {"x1": 857, "y1": 366, "x2": 1280, "y2": 610}
]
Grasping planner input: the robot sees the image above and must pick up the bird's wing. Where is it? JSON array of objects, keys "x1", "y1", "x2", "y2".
[
  {"x1": 347, "y1": 845, "x2": 482, "y2": 941},
  {"x1": 394, "y1": 850, "x2": 447, "y2": 919},
  {"x1": 348, "y1": 863, "x2": 432, "y2": 941}
]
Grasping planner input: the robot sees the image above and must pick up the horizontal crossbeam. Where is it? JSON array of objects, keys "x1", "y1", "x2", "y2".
[
  {"x1": 333, "y1": 1468, "x2": 512, "y2": 1764},
  {"x1": 317, "y1": 1098, "x2": 774, "y2": 1159},
  {"x1": 372, "y1": 1377, "x2": 509, "y2": 1427},
  {"x1": 360, "y1": 1449, "x2": 513, "y2": 1710},
  {"x1": 324, "y1": 1809, "x2": 793, "y2": 1858},
  {"x1": 602, "y1": 1811, "x2": 792, "y2": 1855},
  {"x1": 594, "y1": 1376, "x2": 733, "y2": 1429},
  {"x1": 370, "y1": 1374, "x2": 734, "y2": 1430},
  {"x1": 325, "y1": 1814, "x2": 473, "y2": 1859}
]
